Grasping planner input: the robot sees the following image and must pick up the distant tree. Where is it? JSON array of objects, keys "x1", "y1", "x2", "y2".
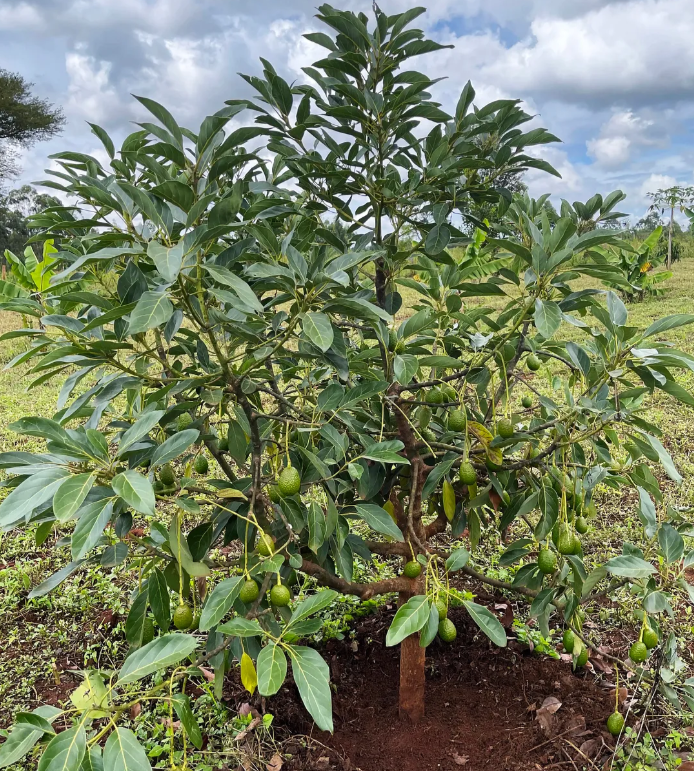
[
  {"x1": 647, "y1": 185, "x2": 694, "y2": 268},
  {"x1": 0, "y1": 185, "x2": 61, "y2": 277},
  {"x1": 634, "y1": 211, "x2": 663, "y2": 233},
  {"x1": 0, "y1": 70, "x2": 64, "y2": 179}
]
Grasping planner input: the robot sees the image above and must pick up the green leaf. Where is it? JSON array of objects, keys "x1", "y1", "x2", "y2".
[
  {"x1": 148, "y1": 568, "x2": 171, "y2": 631},
  {"x1": 360, "y1": 440, "x2": 409, "y2": 465},
  {"x1": 386, "y1": 595, "x2": 430, "y2": 646},
  {"x1": 117, "y1": 410, "x2": 165, "y2": 456},
  {"x1": 0, "y1": 467, "x2": 70, "y2": 527},
  {"x1": 445, "y1": 548, "x2": 470, "y2": 572},
  {"x1": 71, "y1": 499, "x2": 114, "y2": 560},
  {"x1": 464, "y1": 601, "x2": 507, "y2": 647},
  {"x1": 638, "y1": 432, "x2": 682, "y2": 484},
  {"x1": 15, "y1": 713, "x2": 56, "y2": 735},
  {"x1": 307, "y1": 501, "x2": 326, "y2": 553},
  {"x1": 54, "y1": 473, "x2": 96, "y2": 522},
  {"x1": 199, "y1": 577, "x2": 244, "y2": 631},
  {"x1": 28, "y1": 560, "x2": 85, "y2": 598},
  {"x1": 112, "y1": 471, "x2": 155, "y2": 516},
  {"x1": 534, "y1": 299, "x2": 562, "y2": 338},
  {"x1": 606, "y1": 291, "x2": 628, "y2": 327},
  {"x1": 203, "y1": 265, "x2": 264, "y2": 314},
  {"x1": 257, "y1": 642, "x2": 287, "y2": 696},
  {"x1": 425, "y1": 224, "x2": 450, "y2": 255},
  {"x1": 171, "y1": 694, "x2": 202, "y2": 750},
  {"x1": 288, "y1": 646, "x2": 333, "y2": 733},
  {"x1": 125, "y1": 591, "x2": 149, "y2": 647},
  {"x1": 353, "y1": 503, "x2": 404, "y2": 541},
  {"x1": 644, "y1": 590, "x2": 671, "y2": 614},
  {"x1": 38, "y1": 725, "x2": 86, "y2": 771},
  {"x1": 393, "y1": 354, "x2": 419, "y2": 385},
  {"x1": 302, "y1": 312, "x2": 334, "y2": 352},
  {"x1": 151, "y1": 429, "x2": 199, "y2": 468},
  {"x1": 581, "y1": 566, "x2": 607, "y2": 598},
  {"x1": 658, "y1": 524, "x2": 684, "y2": 564},
  {"x1": 419, "y1": 602, "x2": 440, "y2": 648},
  {"x1": 126, "y1": 291, "x2": 174, "y2": 335},
  {"x1": 133, "y1": 95, "x2": 183, "y2": 147},
  {"x1": 644, "y1": 314, "x2": 694, "y2": 339},
  {"x1": 103, "y1": 727, "x2": 151, "y2": 771},
  {"x1": 605, "y1": 555, "x2": 656, "y2": 578},
  {"x1": 289, "y1": 590, "x2": 338, "y2": 626},
  {"x1": 421, "y1": 456, "x2": 457, "y2": 500},
  {"x1": 148, "y1": 241, "x2": 183, "y2": 284},
  {"x1": 88, "y1": 123, "x2": 115, "y2": 158},
  {"x1": 168, "y1": 513, "x2": 210, "y2": 578},
  {"x1": 0, "y1": 724, "x2": 44, "y2": 768},
  {"x1": 217, "y1": 617, "x2": 262, "y2": 636},
  {"x1": 118, "y1": 634, "x2": 197, "y2": 685},
  {"x1": 565, "y1": 342, "x2": 590, "y2": 376},
  {"x1": 150, "y1": 181, "x2": 194, "y2": 212},
  {"x1": 80, "y1": 747, "x2": 103, "y2": 771}
]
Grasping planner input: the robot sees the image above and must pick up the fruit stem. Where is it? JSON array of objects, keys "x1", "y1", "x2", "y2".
[{"x1": 615, "y1": 665, "x2": 620, "y2": 712}]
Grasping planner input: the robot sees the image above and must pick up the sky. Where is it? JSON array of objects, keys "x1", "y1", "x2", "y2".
[{"x1": 1, "y1": 0, "x2": 694, "y2": 222}]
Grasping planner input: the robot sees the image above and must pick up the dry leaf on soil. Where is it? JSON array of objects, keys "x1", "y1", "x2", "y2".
[
  {"x1": 266, "y1": 753, "x2": 284, "y2": 771},
  {"x1": 535, "y1": 696, "x2": 562, "y2": 734}
]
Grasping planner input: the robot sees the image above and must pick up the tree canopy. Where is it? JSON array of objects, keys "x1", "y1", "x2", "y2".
[{"x1": 0, "y1": 69, "x2": 64, "y2": 179}]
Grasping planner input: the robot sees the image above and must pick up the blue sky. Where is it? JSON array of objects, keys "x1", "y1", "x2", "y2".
[{"x1": 2, "y1": 0, "x2": 694, "y2": 222}]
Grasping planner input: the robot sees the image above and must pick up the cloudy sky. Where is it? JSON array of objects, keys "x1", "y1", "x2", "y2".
[{"x1": 2, "y1": 0, "x2": 694, "y2": 221}]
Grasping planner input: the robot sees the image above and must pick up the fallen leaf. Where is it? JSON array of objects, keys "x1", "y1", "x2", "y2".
[
  {"x1": 590, "y1": 655, "x2": 613, "y2": 674},
  {"x1": 538, "y1": 696, "x2": 562, "y2": 713},
  {"x1": 535, "y1": 696, "x2": 562, "y2": 735},
  {"x1": 266, "y1": 753, "x2": 284, "y2": 771},
  {"x1": 129, "y1": 702, "x2": 141, "y2": 720},
  {"x1": 238, "y1": 702, "x2": 252, "y2": 717},
  {"x1": 452, "y1": 752, "x2": 469, "y2": 765},
  {"x1": 578, "y1": 738, "x2": 602, "y2": 759},
  {"x1": 162, "y1": 718, "x2": 181, "y2": 730},
  {"x1": 564, "y1": 715, "x2": 585, "y2": 736}
]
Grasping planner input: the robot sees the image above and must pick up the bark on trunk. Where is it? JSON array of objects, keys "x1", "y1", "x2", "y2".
[
  {"x1": 668, "y1": 206, "x2": 674, "y2": 269},
  {"x1": 398, "y1": 573, "x2": 426, "y2": 722}
]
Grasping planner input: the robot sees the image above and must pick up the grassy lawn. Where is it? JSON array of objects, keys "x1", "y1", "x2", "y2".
[{"x1": 2, "y1": 260, "x2": 694, "y2": 768}]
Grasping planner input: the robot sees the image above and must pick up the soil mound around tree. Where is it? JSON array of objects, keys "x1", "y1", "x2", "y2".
[{"x1": 266, "y1": 604, "x2": 617, "y2": 771}]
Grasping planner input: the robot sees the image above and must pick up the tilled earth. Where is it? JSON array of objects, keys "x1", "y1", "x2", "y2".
[{"x1": 232, "y1": 604, "x2": 623, "y2": 771}]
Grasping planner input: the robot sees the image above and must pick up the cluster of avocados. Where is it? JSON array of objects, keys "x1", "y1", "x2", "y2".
[{"x1": 402, "y1": 560, "x2": 457, "y2": 643}]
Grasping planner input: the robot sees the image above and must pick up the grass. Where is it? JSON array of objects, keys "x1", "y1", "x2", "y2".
[{"x1": 2, "y1": 261, "x2": 694, "y2": 768}]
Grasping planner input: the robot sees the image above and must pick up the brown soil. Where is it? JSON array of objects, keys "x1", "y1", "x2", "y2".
[{"x1": 263, "y1": 604, "x2": 619, "y2": 771}]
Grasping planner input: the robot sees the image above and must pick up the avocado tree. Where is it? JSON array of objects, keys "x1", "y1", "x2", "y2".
[{"x1": 2, "y1": 5, "x2": 694, "y2": 768}]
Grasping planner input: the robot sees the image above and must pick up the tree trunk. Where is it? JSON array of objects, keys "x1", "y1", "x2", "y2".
[
  {"x1": 668, "y1": 206, "x2": 674, "y2": 269},
  {"x1": 398, "y1": 573, "x2": 426, "y2": 722}
]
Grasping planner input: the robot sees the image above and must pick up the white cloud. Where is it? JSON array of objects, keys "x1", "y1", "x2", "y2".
[
  {"x1": 0, "y1": 1, "x2": 43, "y2": 30},
  {"x1": 586, "y1": 110, "x2": 666, "y2": 167},
  {"x1": 415, "y1": 0, "x2": 694, "y2": 110},
  {"x1": 4, "y1": 0, "x2": 694, "y2": 223},
  {"x1": 65, "y1": 48, "x2": 125, "y2": 127},
  {"x1": 639, "y1": 173, "x2": 678, "y2": 199}
]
